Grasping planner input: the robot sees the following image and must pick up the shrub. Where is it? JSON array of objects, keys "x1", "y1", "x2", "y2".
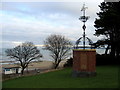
[{"x1": 64, "y1": 57, "x2": 73, "y2": 67}]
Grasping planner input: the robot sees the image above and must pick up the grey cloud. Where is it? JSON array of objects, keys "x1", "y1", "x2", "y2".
[{"x1": 1, "y1": 1, "x2": 104, "y2": 48}]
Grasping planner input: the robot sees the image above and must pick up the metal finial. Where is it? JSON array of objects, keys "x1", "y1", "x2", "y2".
[
  {"x1": 75, "y1": 4, "x2": 93, "y2": 50},
  {"x1": 79, "y1": 4, "x2": 89, "y2": 23}
]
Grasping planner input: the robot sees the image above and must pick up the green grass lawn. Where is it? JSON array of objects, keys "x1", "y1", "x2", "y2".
[{"x1": 3, "y1": 65, "x2": 119, "y2": 88}]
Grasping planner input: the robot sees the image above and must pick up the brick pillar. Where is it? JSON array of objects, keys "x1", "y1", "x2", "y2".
[{"x1": 72, "y1": 49, "x2": 96, "y2": 77}]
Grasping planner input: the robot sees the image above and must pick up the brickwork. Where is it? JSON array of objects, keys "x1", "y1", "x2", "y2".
[{"x1": 72, "y1": 49, "x2": 96, "y2": 77}]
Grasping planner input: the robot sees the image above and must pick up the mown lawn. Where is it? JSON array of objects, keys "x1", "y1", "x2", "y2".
[{"x1": 2, "y1": 65, "x2": 119, "y2": 88}]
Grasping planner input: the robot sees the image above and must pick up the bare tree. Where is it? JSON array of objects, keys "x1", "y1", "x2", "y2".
[
  {"x1": 5, "y1": 42, "x2": 42, "y2": 75},
  {"x1": 44, "y1": 34, "x2": 72, "y2": 69}
]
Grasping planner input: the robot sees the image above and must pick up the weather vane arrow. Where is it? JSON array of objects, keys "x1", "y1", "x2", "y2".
[{"x1": 81, "y1": 3, "x2": 88, "y2": 11}]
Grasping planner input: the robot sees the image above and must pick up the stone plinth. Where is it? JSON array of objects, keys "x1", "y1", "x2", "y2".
[{"x1": 72, "y1": 49, "x2": 96, "y2": 77}]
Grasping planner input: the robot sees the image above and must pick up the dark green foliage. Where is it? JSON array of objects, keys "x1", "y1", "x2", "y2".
[
  {"x1": 94, "y1": 2, "x2": 120, "y2": 58},
  {"x1": 64, "y1": 57, "x2": 73, "y2": 67},
  {"x1": 96, "y1": 54, "x2": 118, "y2": 66}
]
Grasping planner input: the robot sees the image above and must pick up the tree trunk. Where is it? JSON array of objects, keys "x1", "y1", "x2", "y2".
[
  {"x1": 21, "y1": 67, "x2": 25, "y2": 75},
  {"x1": 54, "y1": 63, "x2": 59, "y2": 69},
  {"x1": 26, "y1": 65, "x2": 29, "y2": 73},
  {"x1": 54, "y1": 60, "x2": 61, "y2": 69},
  {"x1": 110, "y1": 33, "x2": 115, "y2": 58},
  {"x1": 105, "y1": 44, "x2": 110, "y2": 55},
  {"x1": 110, "y1": 43, "x2": 115, "y2": 58},
  {"x1": 116, "y1": 46, "x2": 120, "y2": 59}
]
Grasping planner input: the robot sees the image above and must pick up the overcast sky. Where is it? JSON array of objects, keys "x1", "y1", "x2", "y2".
[{"x1": 1, "y1": 0, "x2": 104, "y2": 48}]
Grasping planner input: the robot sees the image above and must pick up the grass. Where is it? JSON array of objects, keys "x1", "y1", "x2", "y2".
[{"x1": 2, "y1": 65, "x2": 119, "y2": 88}]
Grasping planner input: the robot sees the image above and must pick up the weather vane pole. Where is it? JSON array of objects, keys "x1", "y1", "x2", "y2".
[
  {"x1": 79, "y1": 4, "x2": 90, "y2": 49},
  {"x1": 75, "y1": 4, "x2": 93, "y2": 49}
]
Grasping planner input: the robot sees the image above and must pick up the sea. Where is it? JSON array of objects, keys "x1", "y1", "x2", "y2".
[{"x1": 0, "y1": 47, "x2": 105, "y2": 64}]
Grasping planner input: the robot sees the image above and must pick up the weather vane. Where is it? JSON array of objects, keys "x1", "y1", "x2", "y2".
[{"x1": 75, "y1": 4, "x2": 93, "y2": 49}]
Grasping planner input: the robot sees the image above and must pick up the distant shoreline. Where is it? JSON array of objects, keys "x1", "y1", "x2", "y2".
[
  {"x1": 1, "y1": 59, "x2": 67, "y2": 69},
  {"x1": 1, "y1": 60, "x2": 67, "y2": 74}
]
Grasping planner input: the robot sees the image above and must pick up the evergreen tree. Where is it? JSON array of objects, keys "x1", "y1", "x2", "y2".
[{"x1": 94, "y1": 2, "x2": 120, "y2": 58}]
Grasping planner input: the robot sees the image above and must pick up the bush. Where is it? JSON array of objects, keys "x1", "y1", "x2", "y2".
[
  {"x1": 96, "y1": 54, "x2": 118, "y2": 66},
  {"x1": 64, "y1": 54, "x2": 118, "y2": 67},
  {"x1": 64, "y1": 58, "x2": 73, "y2": 67}
]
